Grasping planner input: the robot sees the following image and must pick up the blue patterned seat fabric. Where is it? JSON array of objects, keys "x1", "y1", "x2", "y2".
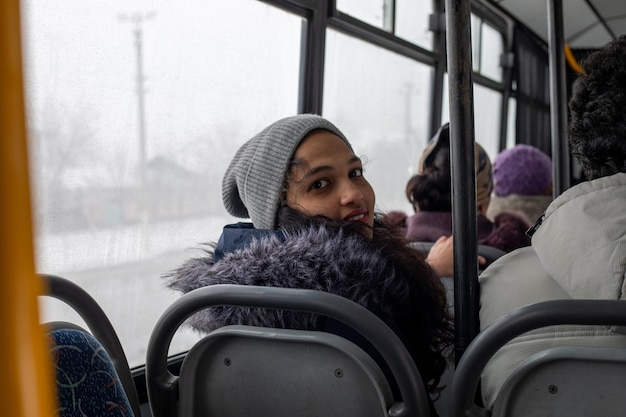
[{"x1": 49, "y1": 328, "x2": 135, "y2": 417}]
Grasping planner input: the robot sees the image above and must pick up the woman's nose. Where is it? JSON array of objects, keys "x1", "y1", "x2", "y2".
[{"x1": 339, "y1": 181, "x2": 364, "y2": 205}]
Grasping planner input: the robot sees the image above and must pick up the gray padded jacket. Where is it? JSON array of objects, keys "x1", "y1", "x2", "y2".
[{"x1": 478, "y1": 172, "x2": 626, "y2": 407}]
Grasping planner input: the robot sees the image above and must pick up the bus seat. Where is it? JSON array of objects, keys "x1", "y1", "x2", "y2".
[
  {"x1": 41, "y1": 274, "x2": 141, "y2": 417},
  {"x1": 492, "y1": 346, "x2": 626, "y2": 416},
  {"x1": 449, "y1": 299, "x2": 626, "y2": 417},
  {"x1": 179, "y1": 327, "x2": 394, "y2": 416},
  {"x1": 146, "y1": 284, "x2": 430, "y2": 417},
  {"x1": 409, "y1": 241, "x2": 506, "y2": 271},
  {"x1": 48, "y1": 324, "x2": 136, "y2": 417},
  {"x1": 407, "y1": 242, "x2": 505, "y2": 417}
]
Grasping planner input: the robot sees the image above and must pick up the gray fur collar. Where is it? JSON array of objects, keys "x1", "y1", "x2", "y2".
[{"x1": 166, "y1": 226, "x2": 411, "y2": 333}]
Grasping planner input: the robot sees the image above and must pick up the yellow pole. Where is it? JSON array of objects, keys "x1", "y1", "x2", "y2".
[
  {"x1": 0, "y1": 0, "x2": 57, "y2": 416},
  {"x1": 564, "y1": 44, "x2": 584, "y2": 75}
]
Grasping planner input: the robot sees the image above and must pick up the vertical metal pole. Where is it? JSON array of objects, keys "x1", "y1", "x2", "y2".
[
  {"x1": 0, "y1": 0, "x2": 57, "y2": 415},
  {"x1": 133, "y1": 21, "x2": 147, "y2": 208},
  {"x1": 121, "y1": 12, "x2": 153, "y2": 247},
  {"x1": 547, "y1": 0, "x2": 570, "y2": 196},
  {"x1": 132, "y1": 17, "x2": 150, "y2": 249},
  {"x1": 499, "y1": 52, "x2": 513, "y2": 152},
  {"x1": 429, "y1": 3, "x2": 447, "y2": 136},
  {"x1": 299, "y1": 1, "x2": 327, "y2": 114},
  {"x1": 445, "y1": 0, "x2": 480, "y2": 363},
  {"x1": 382, "y1": 0, "x2": 395, "y2": 33}
]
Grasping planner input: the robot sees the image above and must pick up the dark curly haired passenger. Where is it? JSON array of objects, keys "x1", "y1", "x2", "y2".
[{"x1": 568, "y1": 34, "x2": 626, "y2": 180}]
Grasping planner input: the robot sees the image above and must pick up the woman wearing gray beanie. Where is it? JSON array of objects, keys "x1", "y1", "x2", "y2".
[{"x1": 165, "y1": 114, "x2": 453, "y2": 415}]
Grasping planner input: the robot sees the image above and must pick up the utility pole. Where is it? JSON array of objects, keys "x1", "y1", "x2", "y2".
[{"x1": 119, "y1": 11, "x2": 155, "y2": 248}]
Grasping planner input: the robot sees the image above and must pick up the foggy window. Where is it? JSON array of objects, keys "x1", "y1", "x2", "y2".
[
  {"x1": 22, "y1": 0, "x2": 301, "y2": 366},
  {"x1": 323, "y1": 28, "x2": 433, "y2": 214}
]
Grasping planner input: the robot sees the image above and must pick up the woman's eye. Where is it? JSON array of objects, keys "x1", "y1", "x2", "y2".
[
  {"x1": 350, "y1": 168, "x2": 363, "y2": 178},
  {"x1": 311, "y1": 179, "x2": 329, "y2": 190}
]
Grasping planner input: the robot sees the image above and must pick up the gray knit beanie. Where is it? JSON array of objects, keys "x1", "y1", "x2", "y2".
[{"x1": 222, "y1": 114, "x2": 351, "y2": 230}]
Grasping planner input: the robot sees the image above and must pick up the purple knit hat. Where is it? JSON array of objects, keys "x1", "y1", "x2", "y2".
[{"x1": 493, "y1": 144, "x2": 552, "y2": 197}]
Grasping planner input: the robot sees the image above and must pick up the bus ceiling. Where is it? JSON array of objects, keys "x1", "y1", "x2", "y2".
[{"x1": 487, "y1": 0, "x2": 625, "y2": 49}]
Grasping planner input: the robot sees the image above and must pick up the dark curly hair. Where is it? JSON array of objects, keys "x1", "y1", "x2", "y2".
[
  {"x1": 276, "y1": 205, "x2": 454, "y2": 394},
  {"x1": 406, "y1": 144, "x2": 452, "y2": 212},
  {"x1": 568, "y1": 35, "x2": 626, "y2": 180}
]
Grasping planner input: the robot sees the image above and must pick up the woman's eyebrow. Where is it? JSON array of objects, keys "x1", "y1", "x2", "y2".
[
  {"x1": 299, "y1": 164, "x2": 333, "y2": 180},
  {"x1": 348, "y1": 155, "x2": 362, "y2": 164},
  {"x1": 300, "y1": 156, "x2": 362, "y2": 180}
]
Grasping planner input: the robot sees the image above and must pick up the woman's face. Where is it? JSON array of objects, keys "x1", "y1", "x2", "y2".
[{"x1": 285, "y1": 129, "x2": 375, "y2": 229}]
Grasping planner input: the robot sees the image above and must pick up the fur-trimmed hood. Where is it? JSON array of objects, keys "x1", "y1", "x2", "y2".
[
  {"x1": 486, "y1": 194, "x2": 552, "y2": 225},
  {"x1": 166, "y1": 224, "x2": 414, "y2": 334}
]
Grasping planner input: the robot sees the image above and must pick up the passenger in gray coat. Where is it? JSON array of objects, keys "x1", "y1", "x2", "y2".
[{"x1": 478, "y1": 35, "x2": 626, "y2": 408}]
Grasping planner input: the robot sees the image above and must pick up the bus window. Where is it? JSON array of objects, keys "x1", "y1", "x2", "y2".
[
  {"x1": 22, "y1": 0, "x2": 303, "y2": 368},
  {"x1": 323, "y1": 28, "x2": 433, "y2": 214},
  {"x1": 395, "y1": 0, "x2": 434, "y2": 50},
  {"x1": 474, "y1": 84, "x2": 504, "y2": 159},
  {"x1": 336, "y1": 0, "x2": 392, "y2": 31},
  {"x1": 471, "y1": 14, "x2": 504, "y2": 82},
  {"x1": 506, "y1": 96, "x2": 517, "y2": 149},
  {"x1": 336, "y1": 0, "x2": 434, "y2": 51},
  {"x1": 441, "y1": 78, "x2": 502, "y2": 160}
]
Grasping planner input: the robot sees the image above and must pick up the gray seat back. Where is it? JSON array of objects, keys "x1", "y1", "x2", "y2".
[
  {"x1": 493, "y1": 346, "x2": 626, "y2": 417},
  {"x1": 449, "y1": 299, "x2": 626, "y2": 417},
  {"x1": 408, "y1": 241, "x2": 506, "y2": 270},
  {"x1": 146, "y1": 284, "x2": 430, "y2": 417},
  {"x1": 179, "y1": 326, "x2": 393, "y2": 417}
]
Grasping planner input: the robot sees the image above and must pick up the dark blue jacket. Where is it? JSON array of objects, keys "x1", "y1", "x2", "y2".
[{"x1": 213, "y1": 222, "x2": 285, "y2": 262}]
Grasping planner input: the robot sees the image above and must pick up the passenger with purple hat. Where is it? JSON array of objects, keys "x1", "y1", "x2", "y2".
[{"x1": 487, "y1": 144, "x2": 553, "y2": 225}]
